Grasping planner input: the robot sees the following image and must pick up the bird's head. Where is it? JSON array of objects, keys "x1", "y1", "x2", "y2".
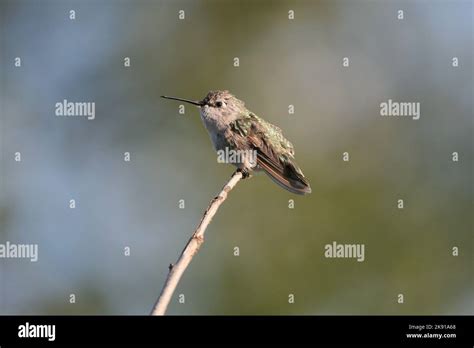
[{"x1": 161, "y1": 90, "x2": 246, "y2": 122}]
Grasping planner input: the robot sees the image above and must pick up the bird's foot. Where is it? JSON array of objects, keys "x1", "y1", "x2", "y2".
[{"x1": 237, "y1": 168, "x2": 252, "y2": 179}]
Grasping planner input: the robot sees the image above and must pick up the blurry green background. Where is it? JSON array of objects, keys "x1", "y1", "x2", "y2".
[{"x1": 0, "y1": 0, "x2": 472, "y2": 314}]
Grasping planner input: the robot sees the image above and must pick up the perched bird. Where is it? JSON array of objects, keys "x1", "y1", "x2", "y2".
[{"x1": 162, "y1": 90, "x2": 311, "y2": 195}]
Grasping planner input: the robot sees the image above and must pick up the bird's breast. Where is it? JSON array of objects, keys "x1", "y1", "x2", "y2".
[{"x1": 200, "y1": 112, "x2": 229, "y2": 151}]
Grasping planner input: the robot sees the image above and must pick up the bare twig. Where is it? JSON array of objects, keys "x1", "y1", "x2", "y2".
[{"x1": 150, "y1": 170, "x2": 244, "y2": 315}]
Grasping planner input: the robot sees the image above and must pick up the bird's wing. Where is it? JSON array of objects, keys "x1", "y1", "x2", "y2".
[
  {"x1": 251, "y1": 113, "x2": 295, "y2": 157},
  {"x1": 230, "y1": 114, "x2": 311, "y2": 195}
]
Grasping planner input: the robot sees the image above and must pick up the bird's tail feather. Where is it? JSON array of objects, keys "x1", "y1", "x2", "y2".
[{"x1": 257, "y1": 155, "x2": 311, "y2": 195}]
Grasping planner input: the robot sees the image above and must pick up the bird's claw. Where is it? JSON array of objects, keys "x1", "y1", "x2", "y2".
[{"x1": 237, "y1": 168, "x2": 252, "y2": 179}]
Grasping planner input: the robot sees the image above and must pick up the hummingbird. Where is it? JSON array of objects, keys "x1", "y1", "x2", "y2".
[{"x1": 162, "y1": 90, "x2": 311, "y2": 195}]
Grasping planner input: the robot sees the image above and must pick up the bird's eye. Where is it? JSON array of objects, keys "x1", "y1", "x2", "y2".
[{"x1": 216, "y1": 101, "x2": 223, "y2": 107}]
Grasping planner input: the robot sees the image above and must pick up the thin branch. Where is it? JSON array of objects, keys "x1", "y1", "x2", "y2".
[{"x1": 150, "y1": 170, "x2": 244, "y2": 315}]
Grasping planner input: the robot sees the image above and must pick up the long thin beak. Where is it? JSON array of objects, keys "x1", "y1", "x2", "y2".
[{"x1": 161, "y1": 95, "x2": 203, "y2": 106}]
